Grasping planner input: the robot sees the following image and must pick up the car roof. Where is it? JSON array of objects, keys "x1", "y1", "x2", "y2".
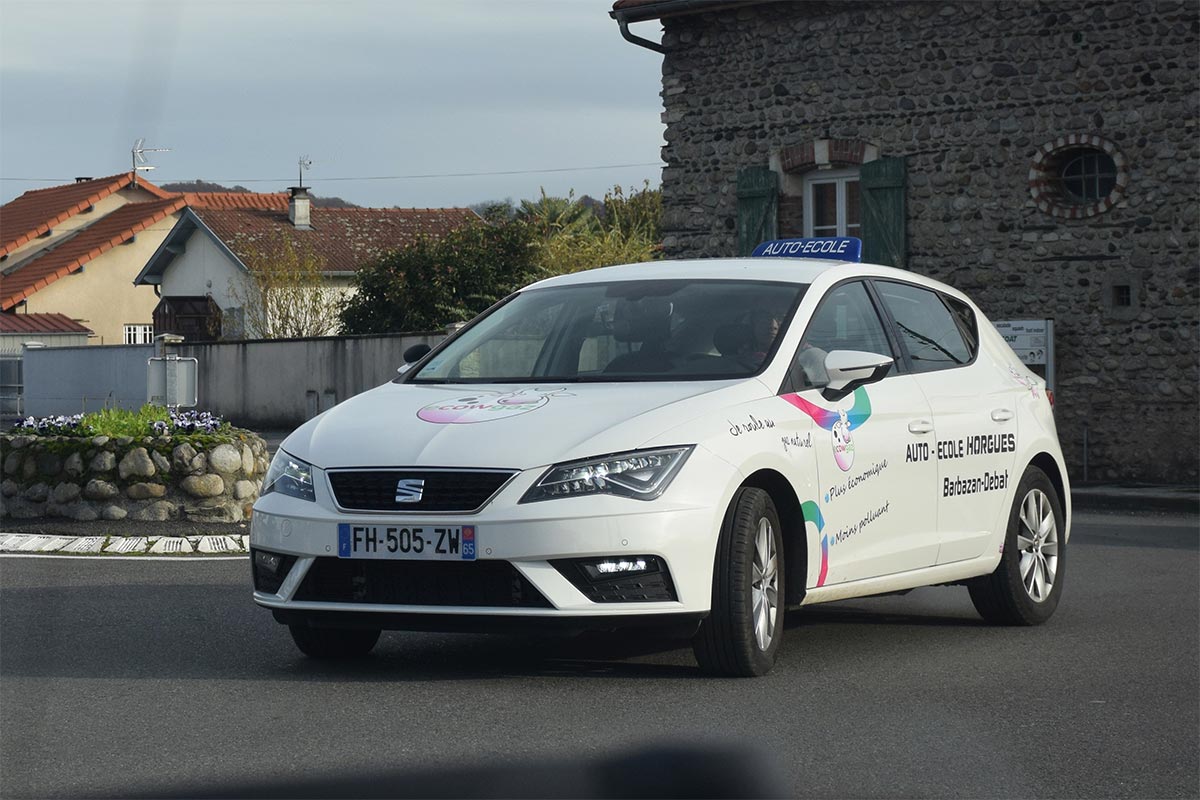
[
  {"x1": 526, "y1": 257, "x2": 844, "y2": 289},
  {"x1": 525, "y1": 257, "x2": 971, "y2": 304}
]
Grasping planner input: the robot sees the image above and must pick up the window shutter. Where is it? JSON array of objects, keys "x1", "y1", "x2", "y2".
[
  {"x1": 861, "y1": 157, "x2": 907, "y2": 268},
  {"x1": 736, "y1": 166, "x2": 778, "y2": 256}
]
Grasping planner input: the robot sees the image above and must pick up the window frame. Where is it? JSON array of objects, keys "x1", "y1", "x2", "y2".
[
  {"x1": 123, "y1": 323, "x2": 154, "y2": 345},
  {"x1": 781, "y1": 278, "x2": 904, "y2": 395},
  {"x1": 868, "y1": 279, "x2": 980, "y2": 375},
  {"x1": 802, "y1": 167, "x2": 861, "y2": 238}
]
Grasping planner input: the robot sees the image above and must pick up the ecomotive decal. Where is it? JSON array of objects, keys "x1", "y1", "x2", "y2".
[{"x1": 781, "y1": 387, "x2": 873, "y2": 471}]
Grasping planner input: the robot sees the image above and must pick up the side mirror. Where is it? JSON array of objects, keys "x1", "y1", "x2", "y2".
[
  {"x1": 822, "y1": 350, "x2": 893, "y2": 400},
  {"x1": 403, "y1": 343, "x2": 431, "y2": 363},
  {"x1": 397, "y1": 343, "x2": 433, "y2": 375}
]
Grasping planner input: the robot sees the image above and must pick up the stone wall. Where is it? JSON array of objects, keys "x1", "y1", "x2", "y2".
[
  {"x1": 654, "y1": 0, "x2": 1199, "y2": 483},
  {"x1": 0, "y1": 432, "x2": 269, "y2": 523}
]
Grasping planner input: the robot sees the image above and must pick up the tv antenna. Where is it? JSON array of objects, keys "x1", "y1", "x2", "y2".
[
  {"x1": 131, "y1": 138, "x2": 171, "y2": 186},
  {"x1": 297, "y1": 154, "x2": 313, "y2": 187}
]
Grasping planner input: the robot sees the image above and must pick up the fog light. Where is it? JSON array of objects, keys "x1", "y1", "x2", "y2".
[
  {"x1": 581, "y1": 556, "x2": 656, "y2": 582},
  {"x1": 255, "y1": 549, "x2": 283, "y2": 574},
  {"x1": 595, "y1": 559, "x2": 647, "y2": 575}
]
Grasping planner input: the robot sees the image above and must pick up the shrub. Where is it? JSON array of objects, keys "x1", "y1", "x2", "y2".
[{"x1": 10, "y1": 405, "x2": 230, "y2": 438}]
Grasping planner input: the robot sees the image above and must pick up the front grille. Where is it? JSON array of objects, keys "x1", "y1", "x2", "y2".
[
  {"x1": 327, "y1": 469, "x2": 515, "y2": 512},
  {"x1": 294, "y1": 558, "x2": 552, "y2": 608}
]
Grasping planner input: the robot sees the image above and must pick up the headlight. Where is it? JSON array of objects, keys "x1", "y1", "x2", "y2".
[
  {"x1": 262, "y1": 450, "x2": 316, "y2": 502},
  {"x1": 520, "y1": 446, "x2": 694, "y2": 503}
]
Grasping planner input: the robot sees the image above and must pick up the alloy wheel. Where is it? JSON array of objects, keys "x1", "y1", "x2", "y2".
[
  {"x1": 751, "y1": 516, "x2": 779, "y2": 650},
  {"x1": 1016, "y1": 488, "x2": 1059, "y2": 603}
]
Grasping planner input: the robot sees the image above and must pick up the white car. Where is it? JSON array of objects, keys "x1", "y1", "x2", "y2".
[{"x1": 251, "y1": 237, "x2": 1069, "y2": 676}]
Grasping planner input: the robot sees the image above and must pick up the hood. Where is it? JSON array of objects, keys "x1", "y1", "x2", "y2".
[{"x1": 283, "y1": 380, "x2": 767, "y2": 470}]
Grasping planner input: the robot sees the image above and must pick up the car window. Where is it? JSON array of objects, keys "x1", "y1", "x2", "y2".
[
  {"x1": 409, "y1": 280, "x2": 806, "y2": 382},
  {"x1": 943, "y1": 295, "x2": 980, "y2": 360},
  {"x1": 795, "y1": 281, "x2": 894, "y2": 389},
  {"x1": 875, "y1": 281, "x2": 972, "y2": 373}
]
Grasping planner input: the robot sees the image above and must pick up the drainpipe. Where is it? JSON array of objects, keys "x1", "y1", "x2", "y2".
[
  {"x1": 611, "y1": 0, "x2": 733, "y2": 53},
  {"x1": 614, "y1": 12, "x2": 665, "y2": 54}
]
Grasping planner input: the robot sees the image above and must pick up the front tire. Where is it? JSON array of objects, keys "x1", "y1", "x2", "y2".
[
  {"x1": 693, "y1": 487, "x2": 785, "y2": 677},
  {"x1": 289, "y1": 624, "x2": 381, "y2": 659},
  {"x1": 968, "y1": 466, "x2": 1065, "y2": 625}
]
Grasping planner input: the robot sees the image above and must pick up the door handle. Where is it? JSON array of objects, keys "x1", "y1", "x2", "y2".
[
  {"x1": 991, "y1": 408, "x2": 1014, "y2": 422},
  {"x1": 908, "y1": 420, "x2": 934, "y2": 434}
]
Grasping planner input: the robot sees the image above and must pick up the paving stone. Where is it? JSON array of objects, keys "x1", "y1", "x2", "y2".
[
  {"x1": 149, "y1": 537, "x2": 194, "y2": 555},
  {"x1": 0, "y1": 533, "x2": 31, "y2": 550},
  {"x1": 60, "y1": 537, "x2": 105, "y2": 553},
  {"x1": 36, "y1": 537, "x2": 75, "y2": 552},
  {"x1": 104, "y1": 537, "x2": 149, "y2": 554}
]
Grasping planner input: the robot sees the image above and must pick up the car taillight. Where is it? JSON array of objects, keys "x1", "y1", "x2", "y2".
[{"x1": 1046, "y1": 389, "x2": 1055, "y2": 407}]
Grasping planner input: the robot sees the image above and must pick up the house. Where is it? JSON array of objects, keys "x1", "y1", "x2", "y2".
[
  {"x1": 609, "y1": 0, "x2": 1199, "y2": 484},
  {"x1": 134, "y1": 188, "x2": 478, "y2": 340},
  {"x1": 1, "y1": 173, "x2": 183, "y2": 345}
]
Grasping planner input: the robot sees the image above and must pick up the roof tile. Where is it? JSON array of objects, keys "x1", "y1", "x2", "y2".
[
  {"x1": 0, "y1": 196, "x2": 185, "y2": 310},
  {"x1": 193, "y1": 206, "x2": 480, "y2": 273},
  {"x1": 0, "y1": 312, "x2": 93, "y2": 335},
  {"x1": 0, "y1": 172, "x2": 173, "y2": 257}
]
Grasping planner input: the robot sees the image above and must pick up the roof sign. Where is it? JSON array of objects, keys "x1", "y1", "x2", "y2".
[{"x1": 752, "y1": 237, "x2": 862, "y2": 262}]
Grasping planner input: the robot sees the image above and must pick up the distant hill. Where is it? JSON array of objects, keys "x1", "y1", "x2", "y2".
[{"x1": 159, "y1": 180, "x2": 360, "y2": 208}]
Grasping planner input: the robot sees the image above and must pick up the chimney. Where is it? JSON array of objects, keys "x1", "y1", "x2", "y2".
[{"x1": 288, "y1": 186, "x2": 312, "y2": 230}]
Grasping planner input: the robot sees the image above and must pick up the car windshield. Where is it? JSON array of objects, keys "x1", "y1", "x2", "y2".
[{"x1": 408, "y1": 279, "x2": 807, "y2": 383}]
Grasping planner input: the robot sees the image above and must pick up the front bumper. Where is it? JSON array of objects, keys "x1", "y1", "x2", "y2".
[{"x1": 250, "y1": 448, "x2": 737, "y2": 625}]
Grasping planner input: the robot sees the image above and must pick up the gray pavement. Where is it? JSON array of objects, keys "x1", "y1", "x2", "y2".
[{"x1": 1, "y1": 511, "x2": 1196, "y2": 798}]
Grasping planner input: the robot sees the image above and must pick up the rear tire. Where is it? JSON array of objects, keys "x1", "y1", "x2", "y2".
[
  {"x1": 693, "y1": 487, "x2": 784, "y2": 677},
  {"x1": 289, "y1": 624, "x2": 381, "y2": 659},
  {"x1": 968, "y1": 466, "x2": 1065, "y2": 625}
]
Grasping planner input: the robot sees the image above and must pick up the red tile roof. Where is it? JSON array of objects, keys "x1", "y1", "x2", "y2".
[
  {"x1": 0, "y1": 311, "x2": 92, "y2": 335},
  {"x1": 181, "y1": 192, "x2": 290, "y2": 211},
  {"x1": 0, "y1": 196, "x2": 185, "y2": 310},
  {"x1": 192, "y1": 206, "x2": 480, "y2": 273},
  {"x1": 0, "y1": 172, "x2": 174, "y2": 257}
]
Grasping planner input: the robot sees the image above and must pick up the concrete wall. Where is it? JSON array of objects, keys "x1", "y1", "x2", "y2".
[
  {"x1": 23, "y1": 344, "x2": 152, "y2": 416},
  {"x1": 21, "y1": 333, "x2": 445, "y2": 429}
]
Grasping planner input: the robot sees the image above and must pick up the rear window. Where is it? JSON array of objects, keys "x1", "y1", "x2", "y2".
[{"x1": 408, "y1": 280, "x2": 807, "y2": 383}]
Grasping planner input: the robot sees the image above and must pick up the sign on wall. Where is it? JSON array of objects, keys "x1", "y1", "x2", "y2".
[{"x1": 994, "y1": 319, "x2": 1055, "y2": 391}]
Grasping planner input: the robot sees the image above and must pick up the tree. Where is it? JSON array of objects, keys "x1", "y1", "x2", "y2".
[
  {"x1": 340, "y1": 219, "x2": 543, "y2": 334},
  {"x1": 227, "y1": 233, "x2": 344, "y2": 339},
  {"x1": 534, "y1": 183, "x2": 662, "y2": 276}
]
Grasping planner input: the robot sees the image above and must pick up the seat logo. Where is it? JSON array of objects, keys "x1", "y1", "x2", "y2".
[{"x1": 394, "y1": 478, "x2": 425, "y2": 503}]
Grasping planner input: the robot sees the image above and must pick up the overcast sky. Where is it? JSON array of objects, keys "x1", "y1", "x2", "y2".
[{"x1": 0, "y1": 0, "x2": 666, "y2": 208}]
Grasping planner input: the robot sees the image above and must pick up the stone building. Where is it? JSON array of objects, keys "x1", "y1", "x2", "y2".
[{"x1": 612, "y1": 0, "x2": 1198, "y2": 484}]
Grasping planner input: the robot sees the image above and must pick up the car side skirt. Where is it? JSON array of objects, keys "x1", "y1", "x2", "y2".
[{"x1": 800, "y1": 552, "x2": 1001, "y2": 605}]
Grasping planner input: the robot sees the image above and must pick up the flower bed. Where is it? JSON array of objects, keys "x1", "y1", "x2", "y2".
[{"x1": 1, "y1": 408, "x2": 268, "y2": 524}]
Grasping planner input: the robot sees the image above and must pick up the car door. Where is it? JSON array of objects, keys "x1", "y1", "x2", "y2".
[
  {"x1": 873, "y1": 280, "x2": 1019, "y2": 565},
  {"x1": 779, "y1": 280, "x2": 939, "y2": 587}
]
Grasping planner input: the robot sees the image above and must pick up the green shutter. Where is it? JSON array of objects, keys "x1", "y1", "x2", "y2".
[
  {"x1": 736, "y1": 166, "x2": 778, "y2": 256},
  {"x1": 861, "y1": 157, "x2": 907, "y2": 268}
]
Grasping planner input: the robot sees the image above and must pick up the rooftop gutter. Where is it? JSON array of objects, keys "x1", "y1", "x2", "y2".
[{"x1": 609, "y1": 0, "x2": 744, "y2": 52}]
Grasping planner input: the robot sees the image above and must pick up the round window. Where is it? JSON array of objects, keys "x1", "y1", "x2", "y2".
[{"x1": 1029, "y1": 136, "x2": 1127, "y2": 218}]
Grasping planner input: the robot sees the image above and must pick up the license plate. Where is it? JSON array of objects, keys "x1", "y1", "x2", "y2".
[{"x1": 337, "y1": 524, "x2": 476, "y2": 560}]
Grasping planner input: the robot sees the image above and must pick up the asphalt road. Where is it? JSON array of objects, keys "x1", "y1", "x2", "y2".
[{"x1": 1, "y1": 510, "x2": 1196, "y2": 799}]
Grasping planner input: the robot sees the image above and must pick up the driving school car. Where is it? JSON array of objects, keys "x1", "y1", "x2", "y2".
[{"x1": 251, "y1": 236, "x2": 1070, "y2": 676}]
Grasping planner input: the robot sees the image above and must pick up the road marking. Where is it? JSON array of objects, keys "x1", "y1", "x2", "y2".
[
  {"x1": 149, "y1": 537, "x2": 193, "y2": 555},
  {"x1": 104, "y1": 537, "x2": 149, "y2": 554}
]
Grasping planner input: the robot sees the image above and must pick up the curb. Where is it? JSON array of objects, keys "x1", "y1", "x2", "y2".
[
  {"x1": 0, "y1": 532, "x2": 249, "y2": 556},
  {"x1": 1071, "y1": 488, "x2": 1200, "y2": 515}
]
